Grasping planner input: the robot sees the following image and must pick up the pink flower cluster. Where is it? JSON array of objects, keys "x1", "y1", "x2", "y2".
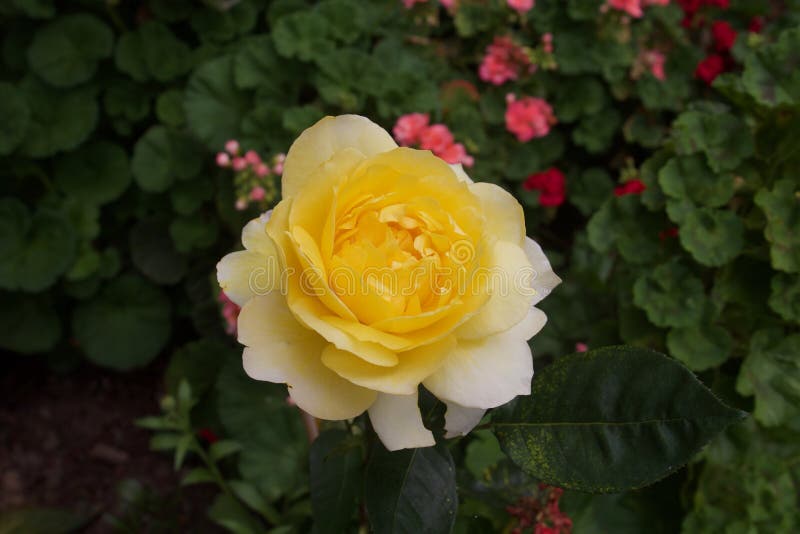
[
  {"x1": 479, "y1": 36, "x2": 535, "y2": 86},
  {"x1": 505, "y1": 94, "x2": 557, "y2": 142},
  {"x1": 218, "y1": 291, "x2": 240, "y2": 335},
  {"x1": 393, "y1": 113, "x2": 474, "y2": 167},
  {"x1": 216, "y1": 139, "x2": 284, "y2": 211},
  {"x1": 632, "y1": 49, "x2": 667, "y2": 81},
  {"x1": 507, "y1": 0, "x2": 534, "y2": 14},
  {"x1": 606, "y1": 0, "x2": 669, "y2": 18},
  {"x1": 507, "y1": 484, "x2": 573, "y2": 534}
]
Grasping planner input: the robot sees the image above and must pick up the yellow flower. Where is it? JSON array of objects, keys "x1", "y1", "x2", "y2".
[{"x1": 217, "y1": 115, "x2": 560, "y2": 451}]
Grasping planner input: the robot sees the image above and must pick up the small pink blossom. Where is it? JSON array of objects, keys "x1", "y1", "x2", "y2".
[
  {"x1": 438, "y1": 142, "x2": 474, "y2": 167},
  {"x1": 218, "y1": 291, "x2": 240, "y2": 335},
  {"x1": 216, "y1": 152, "x2": 231, "y2": 167},
  {"x1": 235, "y1": 198, "x2": 247, "y2": 211},
  {"x1": 542, "y1": 33, "x2": 553, "y2": 54},
  {"x1": 607, "y1": 0, "x2": 643, "y2": 18},
  {"x1": 575, "y1": 342, "x2": 589, "y2": 352},
  {"x1": 272, "y1": 154, "x2": 286, "y2": 175},
  {"x1": 439, "y1": 0, "x2": 455, "y2": 8},
  {"x1": 507, "y1": 0, "x2": 534, "y2": 14},
  {"x1": 393, "y1": 113, "x2": 430, "y2": 146},
  {"x1": 505, "y1": 94, "x2": 557, "y2": 142},
  {"x1": 249, "y1": 186, "x2": 266, "y2": 201},
  {"x1": 232, "y1": 157, "x2": 247, "y2": 171},
  {"x1": 225, "y1": 139, "x2": 240, "y2": 155},
  {"x1": 402, "y1": 0, "x2": 427, "y2": 7},
  {"x1": 419, "y1": 124, "x2": 455, "y2": 154},
  {"x1": 479, "y1": 36, "x2": 534, "y2": 86},
  {"x1": 254, "y1": 163, "x2": 270, "y2": 177},
  {"x1": 635, "y1": 49, "x2": 667, "y2": 80},
  {"x1": 244, "y1": 150, "x2": 261, "y2": 165}
]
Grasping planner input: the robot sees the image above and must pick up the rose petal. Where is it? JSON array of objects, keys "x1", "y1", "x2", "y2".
[
  {"x1": 368, "y1": 391, "x2": 435, "y2": 451},
  {"x1": 443, "y1": 401, "x2": 486, "y2": 438}
]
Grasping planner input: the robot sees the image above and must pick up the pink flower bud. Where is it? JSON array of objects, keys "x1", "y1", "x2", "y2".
[
  {"x1": 232, "y1": 157, "x2": 247, "y2": 171},
  {"x1": 255, "y1": 163, "x2": 270, "y2": 177},
  {"x1": 249, "y1": 186, "x2": 266, "y2": 201},
  {"x1": 225, "y1": 139, "x2": 240, "y2": 155},
  {"x1": 244, "y1": 150, "x2": 261, "y2": 165},
  {"x1": 575, "y1": 342, "x2": 589, "y2": 352},
  {"x1": 235, "y1": 198, "x2": 248, "y2": 211},
  {"x1": 216, "y1": 152, "x2": 231, "y2": 167}
]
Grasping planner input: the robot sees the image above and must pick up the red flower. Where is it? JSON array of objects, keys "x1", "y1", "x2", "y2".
[
  {"x1": 748, "y1": 16, "x2": 764, "y2": 33},
  {"x1": 614, "y1": 179, "x2": 647, "y2": 196},
  {"x1": 711, "y1": 20, "x2": 737, "y2": 51},
  {"x1": 706, "y1": 0, "x2": 729, "y2": 8},
  {"x1": 659, "y1": 227, "x2": 679, "y2": 240},
  {"x1": 695, "y1": 54, "x2": 726, "y2": 84},
  {"x1": 197, "y1": 428, "x2": 220, "y2": 444},
  {"x1": 524, "y1": 168, "x2": 566, "y2": 207}
]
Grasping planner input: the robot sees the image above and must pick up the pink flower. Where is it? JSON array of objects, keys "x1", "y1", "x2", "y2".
[
  {"x1": 542, "y1": 33, "x2": 553, "y2": 54},
  {"x1": 614, "y1": 179, "x2": 647, "y2": 196},
  {"x1": 218, "y1": 291, "x2": 241, "y2": 335},
  {"x1": 638, "y1": 49, "x2": 667, "y2": 80},
  {"x1": 234, "y1": 198, "x2": 247, "y2": 211},
  {"x1": 438, "y1": 142, "x2": 474, "y2": 167},
  {"x1": 254, "y1": 163, "x2": 270, "y2": 177},
  {"x1": 249, "y1": 186, "x2": 266, "y2": 201},
  {"x1": 402, "y1": 0, "x2": 427, "y2": 7},
  {"x1": 420, "y1": 124, "x2": 455, "y2": 154},
  {"x1": 225, "y1": 139, "x2": 240, "y2": 155},
  {"x1": 479, "y1": 36, "x2": 534, "y2": 86},
  {"x1": 440, "y1": 0, "x2": 455, "y2": 8},
  {"x1": 232, "y1": 157, "x2": 247, "y2": 171},
  {"x1": 273, "y1": 153, "x2": 286, "y2": 175},
  {"x1": 507, "y1": 0, "x2": 534, "y2": 14},
  {"x1": 216, "y1": 152, "x2": 231, "y2": 167},
  {"x1": 607, "y1": 0, "x2": 643, "y2": 17},
  {"x1": 523, "y1": 167, "x2": 566, "y2": 207},
  {"x1": 244, "y1": 150, "x2": 261, "y2": 165},
  {"x1": 575, "y1": 342, "x2": 589, "y2": 352},
  {"x1": 393, "y1": 113, "x2": 430, "y2": 146},
  {"x1": 505, "y1": 94, "x2": 557, "y2": 142}
]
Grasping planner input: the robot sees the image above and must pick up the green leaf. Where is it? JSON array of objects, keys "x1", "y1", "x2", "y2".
[
  {"x1": 132, "y1": 126, "x2": 203, "y2": 192},
  {"x1": 555, "y1": 76, "x2": 608, "y2": 123},
  {"x1": 586, "y1": 196, "x2": 662, "y2": 264},
  {"x1": 170, "y1": 214, "x2": 219, "y2": 253},
  {"x1": 658, "y1": 155, "x2": 734, "y2": 208},
  {"x1": 740, "y1": 26, "x2": 800, "y2": 108},
  {"x1": 633, "y1": 262, "x2": 707, "y2": 328},
  {"x1": 9, "y1": 0, "x2": 55, "y2": 19},
  {"x1": 671, "y1": 109, "x2": 754, "y2": 173},
  {"x1": 0, "y1": 507, "x2": 90, "y2": 534},
  {"x1": 317, "y1": 0, "x2": 368, "y2": 44},
  {"x1": 190, "y1": 1, "x2": 258, "y2": 44},
  {"x1": 115, "y1": 22, "x2": 192, "y2": 82},
  {"x1": 283, "y1": 105, "x2": 325, "y2": 135},
  {"x1": 572, "y1": 107, "x2": 621, "y2": 154},
  {"x1": 19, "y1": 77, "x2": 98, "y2": 158},
  {"x1": 208, "y1": 492, "x2": 263, "y2": 534},
  {"x1": 667, "y1": 324, "x2": 733, "y2": 371},
  {"x1": 72, "y1": 274, "x2": 171, "y2": 370},
  {"x1": 736, "y1": 329, "x2": 800, "y2": 427},
  {"x1": 155, "y1": 89, "x2": 186, "y2": 127},
  {"x1": 0, "y1": 202, "x2": 76, "y2": 292},
  {"x1": 210, "y1": 440, "x2": 243, "y2": 461},
  {"x1": 464, "y1": 429, "x2": 505, "y2": 480},
  {"x1": 754, "y1": 179, "x2": 800, "y2": 273},
  {"x1": 569, "y1": 168, "x2": 614, "y2": 215},
  {"x1": 182, "y1": 467, "x2": 216, "y2": 486},
  {"x1": 165, "y1": 339, "x2": 232, "y2": 396},
  {"x1": 215, "y1": 358, "x2": 308, "y2": 500},
  {"x1": 54, "y1": 141, "x2": 131, "y2": 206},
  {"x1": 365, "y1": 443, "x2": 457, "y2": 534},
  {"x1": 174, "y1": 434, "x2": 193, "y2": 470},
  {"x1": 272, "y1": 10, "x2": 332, "y2": 61},
  {"x1": 228, "y1": 480, "x2": 281, "y2": 524},
  {"x1": 103, "y1": 77, "x2": 151, "y2": 124},
  {"x1": 185, "y1": 56, "x2": 250, "y2": 149},
  {"x1": 678, "y1": 207, "x2": 744, "y2": 267},
  {"x1": 129, "y1": 218, "x2": 187, "y2": 285},
  {"x1": 0, "y1": 292, "x2": 61, "y2": 354},
  {"x1": 768, "y1": 273, "x2": 800, "y2": 324},
  {"x1": 493, "y1": 346, "x2": 745, "y2": 492},
  {"x1": 27, "y1": 14, "x2": 113, "y2": 88},
  {"x1": 310, "y1": 429, "x2": 362, "y2": 534},
  {"x1": 150, "y1": 432, "x2": 182, "y2": 451},
  {"x1": 0, "y1": 82, "x2": 30, "y2": 155}
]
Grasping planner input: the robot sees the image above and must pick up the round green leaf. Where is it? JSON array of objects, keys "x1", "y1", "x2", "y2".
[
  {"x1": 667, "y1": 324, "x2": 733, "y2": 371},
  {"x1": 0, "y1": 292, "x2": 61, "y2": 354},
  {"x1": 679, "y1": 207, "x2": 744, "y2": 267},
  {"x1": 131, "y1": 126, "x2": 172, "y2": 192},
  {"x1": 115, "y1": 22, "x2": 191, "y2": 83},
  {"x1": 0, "y1": 205, "x2": 76, "y2": 292},
  {"x1": 365, "y1": 443, "x2": 457, "y2": 534},
  {"x1": 633, "y1": 262, "x2": 707, "y2": 328},
  {"x1": 129, "y1": 218, "x2": 187, "y2": 285},
  {"x1": 156, "y1": 89, "x2": 185, "y2": 127},
  {"x1": 27, "y1": 14, "x2": 113, "y2": 88},
  {"x1": 73, "y1": 274, "x2": 171, "y2": 370},
  {"x1": 0, "y1": 82, "x2": 31, "y2": 155},
  {"x1": 754, "y1": 179, "x2": 800, "y2": 273},
  {"x1": 658, "y1": 155, "x2": 734, "y2": 208},
  {"x1": 768, "y1": 273, "x2": 800, "y2": 324},
  {"x1": 185, "y1": 56, "x2": 249, "y2": 150},
  {"x1": 493, "y1": 346, "x2": 745, "y2": 492},
  {"x1": 54, "y1": 141, "x2": 131, "y2": 205},
  {"x1": 272, "y1": 11, "x2": 331, "y2": 62},
  {"x1": 19, "y1": 76, "x2": 98, "y2": 158}
]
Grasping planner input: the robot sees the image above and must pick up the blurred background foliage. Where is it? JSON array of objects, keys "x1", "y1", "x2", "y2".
[{"x1": 1, "y1": 0, "x2": 799, "y2": 532}]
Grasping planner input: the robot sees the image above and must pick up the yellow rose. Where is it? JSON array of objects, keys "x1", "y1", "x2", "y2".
[{"x1": 217, "y1": 115, "x2": 560, "y2": 451}]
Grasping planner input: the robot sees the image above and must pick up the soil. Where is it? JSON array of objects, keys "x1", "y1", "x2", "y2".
[{"x1": 0, "y1": 356, "x2": 220, "y2": 533}]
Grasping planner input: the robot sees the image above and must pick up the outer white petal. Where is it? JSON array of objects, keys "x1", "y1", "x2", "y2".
[
  {"x1": 450, "y1": 163, "x2": 474, "y2": 183},
  {"x1": 424, "y1": 308, "x2": 545, "y2": 409},
  {"x1": 238, "y1": 293, "x2": 377, "y2": 420},
  {"x1": 443, "y1": 402, "x2": 486, "y2": 439},
  {"x1": 524, "y1": 237, "x2": 562, "y2": 306},
  {"x1": 216, "y1": 250, "x2": 270, "y2": 307},
  {"x1": 281, "y1": 115, "x2": 397, "y2": 198},
  {"x1": 368, "y1": 392, "x2": 435, "y2": 451},
  {"x1": 241, "y1": 210, "x2": 274, "y2": 253}
]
